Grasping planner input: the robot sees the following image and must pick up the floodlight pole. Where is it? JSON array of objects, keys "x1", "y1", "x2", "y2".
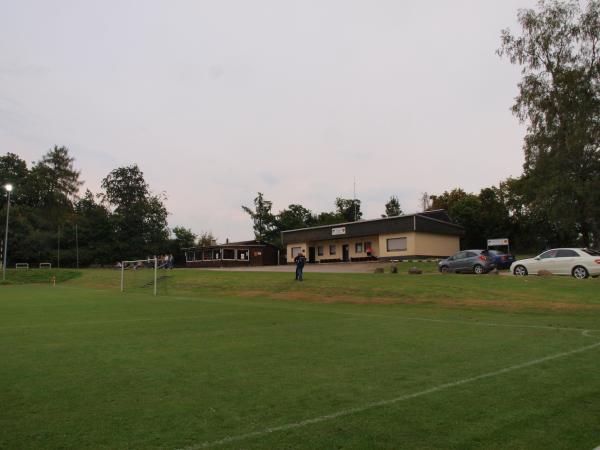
[{"x1": 2, "y1": 186, "x2": 12, "y2": 282}]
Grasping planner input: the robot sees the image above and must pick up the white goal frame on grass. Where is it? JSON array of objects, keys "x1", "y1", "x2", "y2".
[
  {"x1": 39, "y1": 262, "x2": 52, "y2": 269},
  {"x1": 15, "y1": 263, "x2": 29, "y2": 270},
  {"x1": 120, "y1": 258, "x2": 158, "y2": 296}
]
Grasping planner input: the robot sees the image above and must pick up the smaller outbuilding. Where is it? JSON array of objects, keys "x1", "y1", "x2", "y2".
[{"x1": 183, "y1": 240, "x2": 279, "y2": 268}]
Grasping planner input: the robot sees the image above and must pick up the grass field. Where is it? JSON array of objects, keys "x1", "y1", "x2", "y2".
[{"x1": 1, "y1": 267, "x2": 600, "y2": 449}]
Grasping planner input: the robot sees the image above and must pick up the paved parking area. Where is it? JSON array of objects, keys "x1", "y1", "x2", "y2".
[{"x1": 204, "y1": 261, "x2": 415, "y2": 274}]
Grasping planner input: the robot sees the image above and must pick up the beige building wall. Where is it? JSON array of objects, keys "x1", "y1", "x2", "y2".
[
  {"x1": 311, "y1": 235, "x2": 379, "y2": 262},
  {"x1": 414, "y1": 233, "x2": 459, "y2": 257},
  {"x1": 286, "y1": 243, "x2": 308, "y2": 262},
  {"x1": 377, "y1": 232, "x2": 417, "y2": 258},
  {"x1": 286, "y1": 232, "x2": 459, "y2": 262}
]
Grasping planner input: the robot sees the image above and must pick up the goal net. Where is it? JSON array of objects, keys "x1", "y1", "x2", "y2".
[
  {"x1": 39, "y1": 262, "x2": 52, "y2": 269},
  {"x1": 15, "y1": 263, "x2": 29, "y2": 270},
  {"x1": 120, "y1": 258, "x2": 158, "y2": 296}
]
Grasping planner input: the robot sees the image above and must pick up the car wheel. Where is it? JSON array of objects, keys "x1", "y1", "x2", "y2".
[
  {"x1": 572, "y1": 266, "x2": 589, "y2": 280},
  {"x1": 513, "y1": 265, "x2": 528, "y2": 276},
  {"x1": 440, "y1": 266, "x2": 449, "y2": 274},
  {"x1": 473, "y1": 264, "x2": 485, "y2": 275}
]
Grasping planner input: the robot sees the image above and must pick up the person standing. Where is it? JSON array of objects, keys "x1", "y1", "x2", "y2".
[{"x1": 294, "y1": 250, "x2": 307, "y2": 281}]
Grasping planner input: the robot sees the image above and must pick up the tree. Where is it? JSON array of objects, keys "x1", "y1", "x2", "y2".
[
  {"x1": 74, "y1": 190, "x2": 113, "y2": 265},
  {"x1": 313, "y1": 211, "x2": 343, "y2": 226},
  {"x1": 276, "y1": 204, "x2": 314, "y2": 231},
  {"x1": 335, "y1": 197, "x2": 362, "y2": 222},
  {"x1": 101, "y1": 165, "x2": 169, "y2": 259},
  {"x1": 198, "y1": 231, "x2": 217, "y2": 247},
  {"x1": 28, "y1": 146, "x2": 82, "y2": 211},
  {"x1": 172, "y1": 226, "x2": 197, "y2": 248},
  {"x1": 383, "y1": 196, "x2": 402, "y2": 217},
  {"x1": 0, "y1": 153, "x2": 28, "y2": 204},
  {"x1": 429, "y1": 189, "x2": 468, "y2": 211},
  {"x1": 499, "y1": 0, "x2": 600, "y2": 247},
  {"x1": 242, "y1": 192, "x2": 277, "y2": 242}
]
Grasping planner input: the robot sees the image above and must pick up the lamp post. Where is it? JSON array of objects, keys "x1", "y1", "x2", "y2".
[{"x1": 2, "y1": 183, "x2": 13, "y2": 282}]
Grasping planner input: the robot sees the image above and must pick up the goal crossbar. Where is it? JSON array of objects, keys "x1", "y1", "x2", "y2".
[{"x1": 120, "y1": 258, "x2": 158, "y2": 296}]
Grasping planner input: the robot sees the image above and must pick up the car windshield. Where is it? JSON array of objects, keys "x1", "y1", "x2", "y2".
[
  {"x1": 582, "y1": 249, "x2": 600, "y2": 256},
  {"x1": 487, "y1": 250, "x2": 504, "y2": 256}
]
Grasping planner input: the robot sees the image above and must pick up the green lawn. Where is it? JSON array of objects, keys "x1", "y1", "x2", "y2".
[{"x1": 1, "y1": 268, "x2": 599, "y2": 449}]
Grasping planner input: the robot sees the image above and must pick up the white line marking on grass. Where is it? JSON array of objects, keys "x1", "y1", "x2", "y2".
[
  {"x1": 2, "y1": 301, "x2": 599, "y2": 337},
  {"x1": 582, "y1": 330, "x2": 600, "y2": 338},
  {"x1": 178, "y1": 340, "x2": 600, "y2": 450}
]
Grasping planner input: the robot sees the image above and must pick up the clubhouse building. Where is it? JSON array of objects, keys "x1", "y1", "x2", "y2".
[
  {"x1": 183, "y1": 240, "x2": 279, "y2": 268},
  {"x1": 281, "y1": 210, "x2": 464, "y2": 263}
]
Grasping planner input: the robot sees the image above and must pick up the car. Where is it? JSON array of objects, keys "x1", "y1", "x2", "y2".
[
  {"x1": 486, "y1": 249, "x2": 516, "y2": 270},
  {"x1": 438, "y1": 250, "x2": 496, "y2": 274},
  {"x1": 510, "y1": 248, "x2": 600, "y2": 279}
]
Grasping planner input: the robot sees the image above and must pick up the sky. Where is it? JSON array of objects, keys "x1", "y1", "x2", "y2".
[{"x1": 0, "y1": 0, "x2": 538, "y2": 242}]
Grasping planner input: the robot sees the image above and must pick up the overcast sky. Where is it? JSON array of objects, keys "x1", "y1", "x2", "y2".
[{"x1": 0, "y1": 0, "x2": 537, "y2": 241}]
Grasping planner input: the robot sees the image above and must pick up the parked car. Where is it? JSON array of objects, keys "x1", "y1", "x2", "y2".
[
  {"x1": 510, "y1": 248, "x2": 600, "y2": 279},
  {"x1": 438, "y1": 250, "x2": 496, "y2": 274},
  {"x1": 486, "y1": 249, "x2": 516, "y2": 270}
]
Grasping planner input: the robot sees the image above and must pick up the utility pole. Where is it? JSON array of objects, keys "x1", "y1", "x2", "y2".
[
  {"x1": 75, "y1": 223, "x2": 79, "y2": 269},
  {"x1": 353, "y1": 177, "x2": 357, "y2": 221},
  {"x1": 57, "y1": 225, "x2": 61, "y2": 269}
]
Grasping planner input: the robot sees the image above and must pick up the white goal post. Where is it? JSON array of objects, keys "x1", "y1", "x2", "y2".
[
  {"x1": 15, "y1": 263, "x2": 29, "y2": 270},
  {"x1": 39, "y1": 262, "x2": 52, "y2": 269},
  {"x1": 120, "y1": 258, "x2": 158, "y2": 296}
]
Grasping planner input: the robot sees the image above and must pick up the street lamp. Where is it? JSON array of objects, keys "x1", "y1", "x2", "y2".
[{"x1": 2, "y1": 183, "x2": 13, "y2": 282}]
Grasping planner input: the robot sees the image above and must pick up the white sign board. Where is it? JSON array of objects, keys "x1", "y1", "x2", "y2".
[
  {"x1": 332, "y1": 227, "x2": 346, "y2": 236},
  {"x1": 487, "y1": 238, "x2": 509, "y2": 246}
]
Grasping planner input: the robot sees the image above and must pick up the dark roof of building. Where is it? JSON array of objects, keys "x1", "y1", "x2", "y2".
[{"x1": 281, "y1": 210, "x2": 464, "y2": 245}]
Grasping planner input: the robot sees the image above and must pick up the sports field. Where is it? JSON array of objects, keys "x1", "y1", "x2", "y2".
[{"x1": 1, "y1": 267, "x2": 600, "y2": 449}]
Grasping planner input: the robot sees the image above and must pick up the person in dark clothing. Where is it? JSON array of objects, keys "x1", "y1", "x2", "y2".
[{"x1": 294, "y1": 250, "x2": 307, "y2": 281}]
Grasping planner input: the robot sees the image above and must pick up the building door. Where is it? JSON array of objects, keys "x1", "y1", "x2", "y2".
[
  {"x1": 308, "y1": 247, "x2": 316, "y2": 263},
  {"x1": 342, "y1": 244, "x2": 350, "y2": 262}
]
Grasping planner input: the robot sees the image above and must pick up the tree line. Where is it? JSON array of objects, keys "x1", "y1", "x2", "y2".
[
  {"x1": 242, "y1": 193, "x2": 403, "y2": 247},
  {"x1": 0, "y1": 147, "x2": 198, "y2": 267}
]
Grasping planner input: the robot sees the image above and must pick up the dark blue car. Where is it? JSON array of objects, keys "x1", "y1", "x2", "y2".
[{"x1": 487, "y1": 250, "x2": 516, "y2": 270}]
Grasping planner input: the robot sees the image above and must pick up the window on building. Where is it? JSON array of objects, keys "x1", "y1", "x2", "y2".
[
  {"x1": 355, "y1": 242, "x2": 363, "y2": 253},
  {"x1": 386, "y1": 237, "x2": 407, "y2": 252},
  {"x1": 237, "y1": 249, "x2": 249, "y2": 260},
  {"x1": 365, "y1": 242, "x2": 372, "y2": 252},
  {"x1": 291, "y1": 247, "x2": 301, "y2": 258},
  {"x1": 223, "y1": 249, "x2": 235, "y2": 260},
  {"x1": 317, "y1": 246, "x2": 324, "y2": 256},
  {"x1": 329, "y1": 245, "x2": 337, "y2": 255}
]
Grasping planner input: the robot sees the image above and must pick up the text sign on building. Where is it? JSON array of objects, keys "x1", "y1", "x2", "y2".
[
  {"x1": 332, "y1": 227, "x2": 346, "y2": 236},
  {"x1": 487, "y1": 238, "x2": 509, "y2": 246}
]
